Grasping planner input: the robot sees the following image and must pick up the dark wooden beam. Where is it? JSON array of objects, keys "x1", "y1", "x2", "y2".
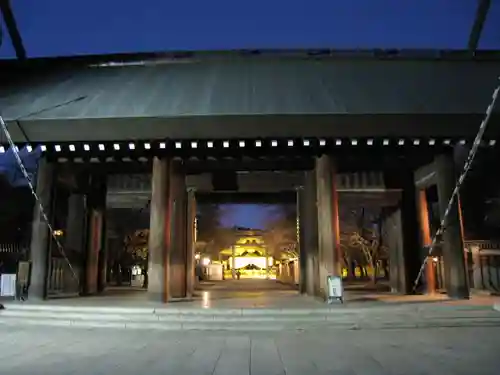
[
  {"x1": 468, "y1": 0, "x2": 492, "y2": 52},
  {"x1": 0, "y1": 0, "x2": 26, "y2": 60}
]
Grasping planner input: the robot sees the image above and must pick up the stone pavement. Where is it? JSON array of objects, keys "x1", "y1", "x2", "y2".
[{"x1": 0, "y1": 325, "x2": 499, "y2": 374}]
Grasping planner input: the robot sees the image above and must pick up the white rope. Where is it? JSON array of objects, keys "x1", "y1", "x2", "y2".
[
  {"x1": 0, "y1": 115, "x2": 79, "y2": 284},
  {"x1": 411, "y1": 77, "x2": 500, "y2": 293}
]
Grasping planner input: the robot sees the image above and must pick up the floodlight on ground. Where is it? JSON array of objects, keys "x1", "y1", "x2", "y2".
[
  {"x1": 366, "y1": 139, "x2": 373, "y2": 145},
  {"x1": 26, "y1": 145, "x2": 33, "y2": 152},
  {"x1": 239, "y1": 140, "x2": 245, "y2": 147},
  {"x1": 113, "y1": 143, "x2": 120, "y2": 150},
  {"x1": 398, "y1": 139, "x2": 405, "y2": 146},
  {"x1": 271, "y1": 140, "x2": 278, "y2": 147},
  {"x1": 68, "y1": 144, "x2": 75, "y2": 152},
  {"x1": 429, "y1": 139, "x2": 435, "y2": 145},
  {"x1": 383, "y1": 139, "x2": 389, "y2": 145},
  {"x1": 303, "y1": 139, "x2": 310, "y2": 146},
  {"x1": 207, "y1": 141, "x2": 214, "y2": 148},
  {"x1": 287, "y1": 140, "x2": 294, "y2": 147},
  {"x1": 413, "y1": 139, "x2": 420, "y2": 146},
  {"x1": 83, "y1": 144, "x2": 90, "y2": 151},
  {"x1": 319, "y1": 139, "x2": 326, "y2": 146},
  {"x1": 128, "y1": 143, "x2": 135, "y2": 150},
  {"x1": 54, "y1": 144, "x2": 61, "y2": 152},
  {"x1": 144, "y1": 143, "x2": 151, "y2": 150},
  {"x1": 98, "y1": 144, "x2": 105, "y2": 151},
  {"x1": 175, "y1": 142, "x2": 182, "y2": 149},
  {"x1": 159, "y1": 142, "x2": 166, "y2": 149},
  {"x1": 335, "y1": 139, "x2": 342, "y2": 146},
  {"x1": 191, "y1": 141, "x2": 198, "y2": 149},
  {"x1": 443, "y1": 139, "x2": 451, "y2": 145},
  {"x1": 351, "y1": 139, "x2": 358, "y2": 146},
  {"x1": 255, "y1": 140, "x2": 262, "y2": 147},
  {"x1": 489, "y1": 140, "x2": 496, "y2": 146},
  {"x1": 223, "y1": 141, "x2": 230, "y2": 148},
  {"x1": 40, "y1": 145, "x2": 47, "y2": 152}
]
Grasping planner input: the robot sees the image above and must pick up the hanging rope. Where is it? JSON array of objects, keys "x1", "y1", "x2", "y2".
[
  {"x1": 411, "y1": 78, "x2": 500, "y2": 294},
  {"x1": 0, "y1": 115, "x2": 80, "y2": 284}
]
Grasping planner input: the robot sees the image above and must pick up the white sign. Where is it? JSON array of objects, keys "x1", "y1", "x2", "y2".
[
  {"x1": 327, "y1": 275, "x2": 343, "y2": 303},
  {"x1": 0, "y1": 274, "x2": 16, "y2": 297}
]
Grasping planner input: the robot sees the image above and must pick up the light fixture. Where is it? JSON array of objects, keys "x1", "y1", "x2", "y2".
[
  {"x1": 287, "y1": 140, "x2": 294, "y2": 147},
  {"x1": 98, "y1": 144, "x2": 105, "y2": 151},
  {"x1": 40, "y1": 145, "x2": 47, "y2": 152},
  {"x1": 489, "y1": 140, "x2": 496, "y2": 146},
  {"x1": 255, "y1": 140, "x2": 262, "y2": 147},
  {"x1": 459, "y1": 139, "x2": 466, "y2": 145},
  {"x1": 398, "y1": 139, "x2": 405, "y2": 146},
  {"x1": 319, "y1": 139, "x2": 326, "y2": 146},
  {"x1": 303, "y1": 139, "x2": 310, "y2": 146},
  {"x1": 271, "y1": 140, "x2": 278, "y2": 147},
  {"x1": 0, "y1": 146, "x2": 5, "y2": 153},
  {"x1": 113, "y1": 144, "x2": 120, "y2": 151},
  {"x1": 175, "y1": 142, "x2": 182, "y2": 149},
  {"x1": 239, "y1": 141, "x2": 245, "y2": 147},
  {"x1": 413, "y1": 139, "x2": 420, "y2": 146},
  {"x1": 159, "y1": 142, "x2": 166, "y2": 149},
  {"x1": 207, "y1": 141, "x2": 214, "y2": 148},
  {"x1": 128, "y1": 143, "x2": 135, "y2": 150},
  {"x1": 383, "y1": 139, "x2": 389, "y2": 146},
  {"x1": 443, "y1": 139, "x2": 451, "y2": 145},
  {"x1": 69, "y1": 144, "x2": 75, "y2": 152},
  {"x1": 335, "y1": 139, "x2": 342, "y2": 146},
  {"x1": 26, "y1": 145, "x2": 33, "y2": 152},
  {"x1": 144, "y1": 143, "x2": 151, "y2": 150},
  {"x1": 367, "y1": 139, "x2": 373, "y2": 146},
  {"x1": 83, "y1": 144, "x2": 90, "y2": 151},
  {"x1": 55, "y1": 145, "x2": 61, "y2": 152},
  {"x1": 191, "y1": 141, "x2": 198, "y2": 149},
  {"x1": 223, "y1": 141, "x2": 230, "y2": 148},
  {"x1": 429, "y1": 139, "x2": 436, "y2": 145},
  {"x1": 351, "y1": 139, "x2": 358, "y2": 146}
]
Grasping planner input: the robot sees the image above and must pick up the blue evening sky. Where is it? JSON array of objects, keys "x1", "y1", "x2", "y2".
[{"x1": 0, "y1": 0, "x2": 499, "y2": 58}]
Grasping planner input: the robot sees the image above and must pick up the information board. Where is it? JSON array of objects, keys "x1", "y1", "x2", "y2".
[
  {"x1": 0, "y1": 274, "x2": 16, "y2": 297},
  {"x1": 327, "y1": 275, "x2": 343, "y2": 304}
]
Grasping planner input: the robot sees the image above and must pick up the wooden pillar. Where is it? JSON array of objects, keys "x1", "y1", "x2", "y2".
[
  {"x1": 315, "y1": 155, "x2": 341, "y2": 299},
  {"x1": 417, "y1": 189, "x2": 437, "y2": 294},
  {"x1": 147, "y1": 157, "x2": 171, "y2": 302},
  {"x1": 85, "y1": 173, "x2": 106, "y2": 295},
  {"x1": 186, "y1": 188, "x2": 196, "y2": 299},
  {"x1": 29, "y1": 158, "x2": 54, "y2": 300}
]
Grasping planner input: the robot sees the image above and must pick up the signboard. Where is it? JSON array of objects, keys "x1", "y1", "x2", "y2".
[
  {"x1": 327, "y1": 275, "x2": 343, "y2": 304},
  {"x1": 0, "y1": 274, "x2": 16, "y2": 297}
]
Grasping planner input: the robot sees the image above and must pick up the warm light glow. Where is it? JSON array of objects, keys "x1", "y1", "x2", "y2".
[
  {"x1": 229, "y1": 256, "x2": 273, "y2": 269},
  {"x1": 201, "y1": 257, "x2": 211, "y2": 266},
  {"x1": 54, "y1": 230, "x2": 64, "y2": 237},
  {"x1": 195, "y1": 253, "x2": 201, "y2": 260}
]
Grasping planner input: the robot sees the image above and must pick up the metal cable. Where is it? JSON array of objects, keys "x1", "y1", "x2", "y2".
[
  {"x1": 0, "y1": 115, "x2": 79, "y2": 284},
  {"x1": 411, "y1": 77, "x2": 500, "y2": 293}
]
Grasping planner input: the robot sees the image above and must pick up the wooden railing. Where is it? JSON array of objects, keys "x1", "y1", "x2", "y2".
[{"x1": 464, "y1": 240, "x2": 500, "y2": 293}]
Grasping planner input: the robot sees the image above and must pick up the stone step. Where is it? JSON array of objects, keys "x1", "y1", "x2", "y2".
[{"x1": 1, "y1": 304, "x2": 500, "y2": 331}]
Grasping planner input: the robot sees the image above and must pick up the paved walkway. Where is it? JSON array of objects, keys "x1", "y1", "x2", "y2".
[
  {"x1": 15, "y1": 279, "x2": 499, "y2": 311},
  {"x1": 1, "y1": 325, "x2": 499, "y2": 374}
]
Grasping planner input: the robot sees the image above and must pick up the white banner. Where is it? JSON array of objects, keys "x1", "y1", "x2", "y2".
[{"x1": 0, "y1": 274, "x2": 16, "y2": 297}]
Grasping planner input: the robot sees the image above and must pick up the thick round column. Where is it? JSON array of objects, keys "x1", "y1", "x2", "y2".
[
  {"x1": 315, "y1": 155, "x2": 341, "y2": 299},
  {"x1": 147, "y1": 157, "x2": 171, "y2": 302},
  {"x1": 435, "y1": 154, "x2": 469, "y2": 299},
  {"x1": 29, "y1": 158, "x2": 54, "y2": 300}
]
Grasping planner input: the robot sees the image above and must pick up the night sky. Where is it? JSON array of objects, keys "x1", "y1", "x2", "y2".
[
  {"x1": 0, "y1": 1, "x2": 499, "y2": 58},
  {"x1": 1, "y1": 2, "x2": 499, "y2": 227}
]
